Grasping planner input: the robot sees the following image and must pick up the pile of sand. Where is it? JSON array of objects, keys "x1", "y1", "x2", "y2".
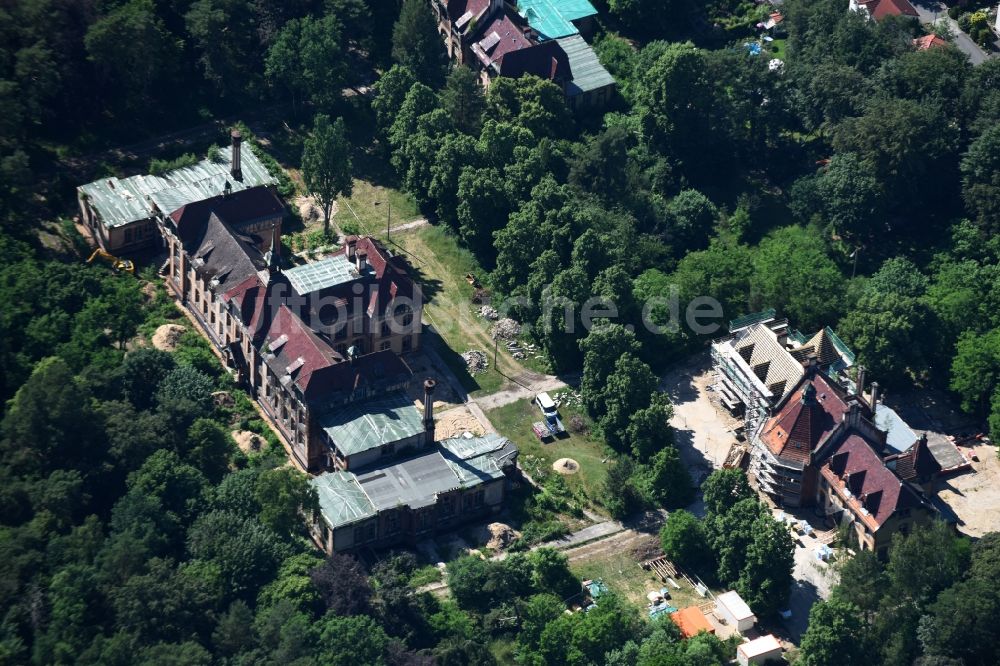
[
  {"x1": 231, "y1": 430, "x2": 264, "y2": 454},
  {"x1": 294, "y1": 195, "x2": 324, "y2": 224},
  {"x1": 152, "y1": 324, "x2": 186, "y2": 352},
  {"x1": 485, "y1": 522, "x2": 522, "y2": 551},
  {"x1": 553, "y1": 458, "x2": 580, "y2": 475},
  {"x1": 434, "y1": 408, "x2": 485, "y2": 439}
]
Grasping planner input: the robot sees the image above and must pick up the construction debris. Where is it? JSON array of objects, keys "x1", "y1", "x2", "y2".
[
  {"x1": 462, "y1": 350, "x2": 489, "y2": 374},
  {"x1": 490, "y1": 317, "x2": 521, "y2": 340},
  {"x1": 480, "y1": 305, "x2": 499, "y2": 320}
]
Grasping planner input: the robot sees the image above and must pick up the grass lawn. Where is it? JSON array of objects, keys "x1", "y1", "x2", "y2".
[
  {"x1": 570, "y1": 549, "x2": 713, "y2": 614},
  {"x1": 392, "y1": 225, "x2": 537, "y2": 397},
  {"x1": 486, "y1": 396, "x2": 609, "y2": 503},
  {"x1": 768, "y1": 38, "x2": 787, "y2": 60},
  {"x1": 334, "y1": 178, "x2": 421, "y2": 238}
]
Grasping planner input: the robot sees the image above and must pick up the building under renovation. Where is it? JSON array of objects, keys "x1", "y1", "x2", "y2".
[
  {"x1": 711, "y1": 310, "x2": 856, "y2": 441},
  {"x1": 78, "y1": 129, "x2": 521, "y2": 552},
  {"x1": 749, "y1": 361, "x2": 947, "y2": 557},
  {"x1": 311, "y1": 380, "x2": 520, "y2": 553}
]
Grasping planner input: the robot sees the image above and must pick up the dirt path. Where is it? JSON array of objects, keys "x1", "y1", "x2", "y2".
[{"x1": 474, "y1": 373, "x2": 568, "y2": 411}]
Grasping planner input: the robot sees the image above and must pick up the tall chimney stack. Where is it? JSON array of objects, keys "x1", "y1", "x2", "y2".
[
  {"x1": 231, "y1": 128, "x2": 243, "y2": 182},
  {"x1": 856, "y1": 366, "x2": 866, "y2": 399},
  {"x1": 423, "y1": 379, "x2": 436, "y2": 445},
  {"x1": 869, "y1": 381, "x2": 879, "y2": 410}
]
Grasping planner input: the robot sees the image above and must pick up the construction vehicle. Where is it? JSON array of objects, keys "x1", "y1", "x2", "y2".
[{"x1": 87, "y1": 248, "x2": 135, "y2": 274}]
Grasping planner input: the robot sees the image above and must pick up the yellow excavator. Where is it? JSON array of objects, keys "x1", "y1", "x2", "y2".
[{"x1": 87, "y1": 248, "x2": 135, "y2": 274}]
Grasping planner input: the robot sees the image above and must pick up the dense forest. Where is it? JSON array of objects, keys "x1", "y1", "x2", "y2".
[{"x1": 2, "y1": 0, "x2": 1000, "y2": 664}]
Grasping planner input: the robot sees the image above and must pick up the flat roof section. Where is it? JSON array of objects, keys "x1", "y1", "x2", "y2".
[
  {"x1": 716, "y1": 590, "x2": 755, "y2": 620},
  {"x1": 519, "y1": 0, "x2": 596, "y2": 39},
  {"x1": 357, "y1": 450, "x2": 464, "y2": 511},
  {"x1": 319, "y1": 392, "x2": 425, "y2": 457},
  {"x1": 285, "y1": 255, "x2": 367, "y2": 295}
]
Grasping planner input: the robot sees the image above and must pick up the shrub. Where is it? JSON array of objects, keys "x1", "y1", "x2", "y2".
[{"x1": 149, "y1": 153, "x2": 199, "y2": 176}]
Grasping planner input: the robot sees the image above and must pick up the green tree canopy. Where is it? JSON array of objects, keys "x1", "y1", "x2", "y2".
[
  {"x1": 302, "y1": 114, "x2": 353, "y2": 234},
  {"x1": 391, "y1": 0, "x2": 447, "y2": 87}
]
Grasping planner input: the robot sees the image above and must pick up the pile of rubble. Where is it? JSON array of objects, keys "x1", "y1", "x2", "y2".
[
  {"x1": 490, "y1": 317, "x2": 521, "y2": 340},
  {"x1": 479, "y1": 305, "x2": 499, "y2": 320},
  {"x1": 462, "y1": 350, "x2": 489, "y2": 374}
]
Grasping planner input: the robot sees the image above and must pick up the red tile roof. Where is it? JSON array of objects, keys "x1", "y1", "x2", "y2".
[
  {"x1": 858, "y1": 0, "x2": 918, "y2": 20},
  {"x1": 760, "y1": 369, "x2": 852, "y2": 465},
  {"x1": 820, "y1": 432, "x2": 924, "y2": 531},
  {"x1": 913, "y1": 34, "x2": 948, "y2": 50},
  {"x1": 885, "y1": 436, "x2": 942, "y2": 482},
  {"x1": 263, "y1": 304, "x2": 341, "y2": 395}
]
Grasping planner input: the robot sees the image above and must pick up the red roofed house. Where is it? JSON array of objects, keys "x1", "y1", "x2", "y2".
[
  {"x1": 430, "y1": 0, "x2": 616, "y2": 108},
  {"x1": 850, "y1": 0, "x2": 919, "y2": 22},
  {"x1": 750, "y1": 361, "x2": 939, "y2": 558},
  {"x1": 913, "y1": 34, "x2": 948, "y2": 50}
]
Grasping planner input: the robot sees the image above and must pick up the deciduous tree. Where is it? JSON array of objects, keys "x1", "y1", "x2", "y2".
[{"x1": 302, "y1": 114, "x2": 353, "y2": 235}]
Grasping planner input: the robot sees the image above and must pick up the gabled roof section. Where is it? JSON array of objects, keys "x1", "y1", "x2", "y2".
[
  {"x1": 885, "y1": 435, "x2": 942, "y2": 482},
  {"x1": 760, "y1": 368, "x2": 853, "y2": 464},
  {"x1": 732, "y1": 323, "x2": 805, "y2": 401},
  {"x1": 171, "y1": 186, "x2": 285, "y2": 244},
  {"x1": 913, "y1": 34, "x2": 948, "y2": 50},
  {"x1": 497, "y1": 39, "x2": 571, "y2": 80},
  {"x1": 858, "y1": 0, "x2": 918, "y2": 20},
  {"x1": 790, "y1": 327, "x2": 854, "y2": 367},
  {"x1": 304, "y1": 351, "x2": 412, "y2": 404},
  {"x1": 262, "y1": 304, "x2": 341, "y2": 394},
  {"x1": 821, "y1": 432, "x2": 925, "y2": 530},
  {"x1": 78, "y1": 144, "x2": 277, "y2": 229},
  {"x1": 190, "y1": 213, "x2": 266, "y2": 293}
]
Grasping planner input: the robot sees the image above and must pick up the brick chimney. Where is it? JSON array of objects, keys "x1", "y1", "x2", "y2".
[
  {"x1": 869, "y1": 381, "x2": 879, "y2": 409},
  {"x1": 423, "y1": 379, "x2": 436, "y2": 445},
  {"x1": 856, "y1": 365, "x2": 866, "y2": 399},
  {"x1": 356, "y1": 248, "x2": 368, "y2": 272},
  {"x1": 231, "y1": 128, "x2": 243, "y2": 182}
]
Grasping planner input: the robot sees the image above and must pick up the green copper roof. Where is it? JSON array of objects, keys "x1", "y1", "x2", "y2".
[
  {"x1": 319, "y1": 392, "x2": 424, "y2": 457},
  {"x1": 517, "y1": 0, "x2": 596, "y2": 40},
  {"x1": 284, "y1": 255, "x2": 368, "y2": 294},
  {"x1": 312, "y1": 471, "x2": 376, "y2": 529},
  {"x1": 78, "y1": 145, "x2": 276, "y2": 229},
  {"x1": 557, "y1": 34, "x2": 616, "y2": 96}
]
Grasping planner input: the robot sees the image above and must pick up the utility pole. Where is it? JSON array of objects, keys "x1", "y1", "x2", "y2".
[
  {"x1": 851, "y1": 246, "x2": 861, "y2": 279},
  {"x1": 494, "y1": 336, "x2": 499, "y2": 371},
  {"x1": 386, "y1": 202, "x2": 391, "y2": 243}
]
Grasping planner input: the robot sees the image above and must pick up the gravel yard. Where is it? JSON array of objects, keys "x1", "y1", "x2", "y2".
[{"x1": 661, "y1": 353, "x2": 741, "y2": 480}]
